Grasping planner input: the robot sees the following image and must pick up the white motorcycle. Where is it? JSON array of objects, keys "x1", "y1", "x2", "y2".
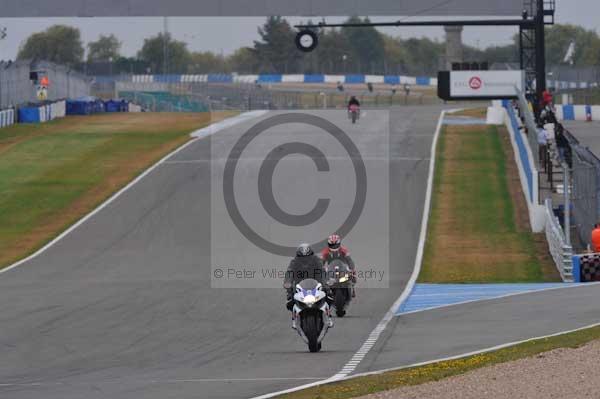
[{"x1": 291, "y1": 279, "x2": 333, "y2": 352}]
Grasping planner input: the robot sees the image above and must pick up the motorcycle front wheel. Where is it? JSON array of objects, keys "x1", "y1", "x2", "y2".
[
  {"x1": 302, "y1": 312, "x2": 322, "y2": 352},
  {"x1": 335, "y1": 289, "x2": 347, "y2": 317}
]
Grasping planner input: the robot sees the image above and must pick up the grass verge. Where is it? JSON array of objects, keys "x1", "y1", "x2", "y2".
[
  {"x1": 0, "y1": 112, "x2": 235, "y2": 269},
  {"x1": 418, "y1": 124, "x2": 559, "y2": 283},
  {"x1": 450, "y1": 107, "x2": 487, "y2": 118},
  {"x1": 278, "y1": 325, "x2": 600, "y2": 399}
]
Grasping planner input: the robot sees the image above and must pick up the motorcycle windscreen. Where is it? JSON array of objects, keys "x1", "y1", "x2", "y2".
[
  {"x1": 326, "y1": 259, "x2": 350, "y2": 273},
  {"x1": 297, "y1": 278, "x2": 320, "y2": 294}
]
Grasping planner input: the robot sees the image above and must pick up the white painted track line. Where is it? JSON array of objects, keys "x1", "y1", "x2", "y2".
[
  {"x1": 251, "y1": 110, "x2": 447, "y2": 399},
  {"x1": 0, "y1": 111, "x2": 266, "y2": 276}
]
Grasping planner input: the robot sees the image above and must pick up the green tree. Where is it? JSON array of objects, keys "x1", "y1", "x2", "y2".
[
  {"x1": 17, "y1": 25, "x2": 84, "y2": 67},
  {"x1": 87, "y1": 34, "x2": 121, "y2": 62},
  {"x1": 137, "y1": 32, "x2": 190, "y2": 74},
  {"x1": 227, "y1": 47, "x2": 260, "y2": 73},
  {"x1": 400, "y1": 37, "x2": 444, "y2": 75},
  {"x1": 254, "y1": 16, "x2": 300, "y2": 73},
  {"x1": 189, "y1": 51, "x2": 228, "y2": 73},
  {"x1": 314, "y1": 29, "x2": 352, "y2": 74},
  {"x1": 382, "y1": 35, "x2": 408, "y2": 75},
  {"x1": 544, "y1": 24, "x2": 600, "y2": 66},
  {"x1": 341, "y1": 17, "x2": 385, "y2": 74}
]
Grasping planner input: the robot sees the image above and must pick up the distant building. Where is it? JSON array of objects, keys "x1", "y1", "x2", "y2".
[{"x1": 444, "y1": 26, "x2": 463, "y2": 70}]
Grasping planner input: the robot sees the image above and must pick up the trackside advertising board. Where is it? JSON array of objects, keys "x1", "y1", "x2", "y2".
[
  {"x1": 438, "y1": 70, "x2": 524, "y2": 100},
  {"x1": 454, "y1": 71, "x2": 524, "y2": 98}
]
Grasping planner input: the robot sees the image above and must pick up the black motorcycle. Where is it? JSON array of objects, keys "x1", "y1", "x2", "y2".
[{"x1": 325, "y1": 259, "x2": 354, "y2": 317}]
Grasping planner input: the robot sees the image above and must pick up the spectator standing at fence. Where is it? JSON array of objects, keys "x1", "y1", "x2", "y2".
[
  {"x1": 537, "y1": 123, "x2": 548, "y2": 169},
  {"x1": 555, "y1": 125, "x2": 570, "y2": 165},
  {"x1": 592, "y1": 223, "x2": 600, "y2": 252},
  {"x1": 541, "y1": 89, "x2": 554, "y2": 109}
]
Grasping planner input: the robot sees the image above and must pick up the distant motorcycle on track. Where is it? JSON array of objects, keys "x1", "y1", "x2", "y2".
[
  {"x1": 325, "y1": 259, "x2": 354, "y2": 317},
  {"x1": 348, "y1": 104, "x2": 360, "y2": 124}
]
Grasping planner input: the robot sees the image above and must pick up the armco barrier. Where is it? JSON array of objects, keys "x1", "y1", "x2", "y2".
[{"x1": 545, "y1": 199, "x2": 574, "y2": 281}]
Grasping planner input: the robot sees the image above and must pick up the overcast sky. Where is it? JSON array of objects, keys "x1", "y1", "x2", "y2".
[{"x1": 0, "y1": 0, "x2": 596, "y2": 60}]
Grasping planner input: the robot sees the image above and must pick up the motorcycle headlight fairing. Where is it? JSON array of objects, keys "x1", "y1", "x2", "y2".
[{"x1": 303, "y1": 295, "x2": 316, "y2": 306}]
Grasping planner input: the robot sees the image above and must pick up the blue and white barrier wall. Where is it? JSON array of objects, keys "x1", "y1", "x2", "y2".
[
  {"x1": 553, "y1": 104, "x2": 600, "y2": 121},
  {"x1": 0, "y1": 108, "x2": 15, "y2": 128},
  {"x1": 117, "y1": 75, "x2": 589, "y2": 89},
  {"x1": 18, "y1": 100, "x2": 66, "y2": 124},
  {"x1": 502, "y1": 102, "x2": 545, "y2": 232},
  {"x1": 131, "y1": 74, "x2": 438, "y2": 86}
]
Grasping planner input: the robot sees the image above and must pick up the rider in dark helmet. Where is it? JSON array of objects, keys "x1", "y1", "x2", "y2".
[
  {"x1": 348, "y1": 95, "x2": 360, "y2": 109},
  {"x1": 284, "y1": 243, "x2": 328, "y2": 311}
]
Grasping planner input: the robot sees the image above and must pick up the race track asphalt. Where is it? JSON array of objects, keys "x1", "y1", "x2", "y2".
[
  {"x1": 358, "y1": 283, "x2": 600, "y2": 374},
  {"x1": 0, "y1": 107, "x2": 443, "y2": 399},
  {"x1": 563, "y1": 120, "x2": 600, "y2": 156}
]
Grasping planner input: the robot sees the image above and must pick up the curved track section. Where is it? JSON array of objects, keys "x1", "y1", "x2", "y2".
[{"x1": 0, "y1": 107, "x2": 442, "y2": 399}]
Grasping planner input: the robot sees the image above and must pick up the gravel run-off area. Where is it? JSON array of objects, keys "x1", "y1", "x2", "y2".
[{"x1": 358, "y1": 340, "x2": 600, "y2": 399}]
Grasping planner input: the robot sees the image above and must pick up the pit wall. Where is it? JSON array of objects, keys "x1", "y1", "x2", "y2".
[{"x1": 500, "y1": 101, "x2": 546, "y2": 232}]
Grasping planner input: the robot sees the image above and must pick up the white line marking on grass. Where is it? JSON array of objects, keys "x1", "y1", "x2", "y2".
[
  {"x1": 250, "y1": 109, "x2": 448, "y2": 399},
  {"x1": 0, "y1": 111, "x2": 266, "y2": 276}
]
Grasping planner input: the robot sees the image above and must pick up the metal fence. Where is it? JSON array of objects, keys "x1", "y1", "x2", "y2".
[
  {"x1": 544, "y1": 198, "x2": 574, "y2": 281},
  {"x1": 516, "y1": 87, "x2": 540, "y2": 170},
  {"x1": 113, "y1": 79, "x2": 442, "y2": 112},
  {"x1": 0, "y1": 61, "x2": 33, "y2": 109},
  {"x1": 567, "y1": 132, "x2": 600, "y2": 249},
  {"x1": 0, "y1": 60, "x2": 90, "y2": 109}
]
